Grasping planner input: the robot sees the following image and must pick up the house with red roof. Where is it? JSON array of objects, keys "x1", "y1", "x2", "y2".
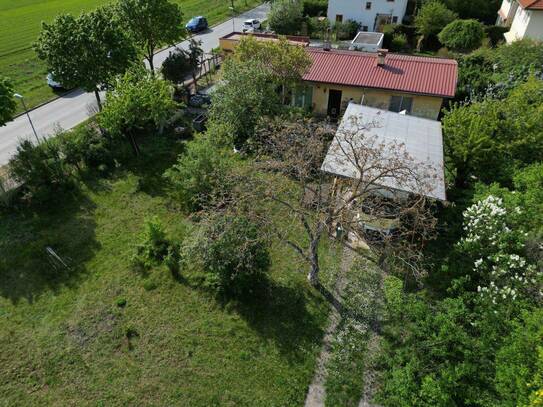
[
  {"x1": 497, "y1": 0, "x2": 543, "y2": 43},
  {"x1": 292, "y1": 48, "x2": 458, "y2": 121}
]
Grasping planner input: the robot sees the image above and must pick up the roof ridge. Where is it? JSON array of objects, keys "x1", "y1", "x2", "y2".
[{"x1": 306, "y1": 48, "x2": 457, "y2": 64}]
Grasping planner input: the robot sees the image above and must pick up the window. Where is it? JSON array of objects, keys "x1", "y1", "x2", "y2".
[
  {"x1": 389, "y1": 96, "x2": 413, "y2": 113},
  {"x1": 392, "y1": 16, "x2": 398, "y2": 23},
  {"x1": 366, "y1": 2, "x2": 372, "y2": 10},
  {"x1": 362, "y1": 25, "x2": 368, "y2": 31},
  {"x1": 335, "y1": 14, "x2": 343, "y2": 22}
]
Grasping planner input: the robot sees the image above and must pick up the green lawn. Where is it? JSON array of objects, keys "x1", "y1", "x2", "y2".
[
  {"x1": 0, "y1": 0, "x2": 261, "y2": 114},
  {"x1": 0, "y1": 135, "x2": 341, "y2": 406}
]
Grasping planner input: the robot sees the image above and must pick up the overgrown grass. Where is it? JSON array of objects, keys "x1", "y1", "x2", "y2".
[
  {"x1": 324, "y1": 257, "x2": 384, "y2": 407},
  {"x1": 0, "y1": 135, "x2": 340, "y2": 406},
  {"x1": 0, "y1": 0, "x2": 261, "y2": 113}
]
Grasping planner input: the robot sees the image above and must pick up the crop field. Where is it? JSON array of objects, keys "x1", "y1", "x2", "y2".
[{"x1": 0, "y1": 0, "x2": 260, "y2": 113}]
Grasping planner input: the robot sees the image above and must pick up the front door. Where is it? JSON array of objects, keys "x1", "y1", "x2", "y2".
[{"x1": 327, "y1": 89, "x2": 342, "y2": 119}]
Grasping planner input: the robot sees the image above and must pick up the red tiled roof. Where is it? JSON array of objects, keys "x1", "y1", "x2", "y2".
[
  {"x1": 519, "y1": 0, "x2": 543, "y2": 10},
  {"x1": 302, "y1": 49, "x2": 458, "y2": 98}
]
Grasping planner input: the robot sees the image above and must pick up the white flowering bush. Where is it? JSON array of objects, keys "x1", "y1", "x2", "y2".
[{"x1": 459, "y1": 195, "x2": 541, "y2": 305}]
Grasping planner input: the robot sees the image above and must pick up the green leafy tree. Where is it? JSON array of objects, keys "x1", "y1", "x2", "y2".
[
  {"x1": 209, "y1": 59, "x2": 281, "y2": 146},
  {"x1": 118, "y1": 0, "x2": 185, "y2": 73},
  {"x1": 34, "y1": 6, "x2": 137, "y2": 110},
  {"x1": 267, "y1": 0, "x2": 304, "y2": 35},
  {"x1": 161, "y1": 48, "x2": 193, "y2": 84},
  {"x1": 183, "y1": 212, "x2": 270, "y2": 296},
  {"x1": 443, "y1": 77, "x2": 543, "y2": 188},
  {"x1": 163, "y1": 136, "x2": 235, "y2": 212},
  {"x1": 99, "y1": 68, "x2": 177, "y2": 155},
  {"x1": 233, "y1": 35, "x2": 312, "y2": 99},
  {"x1": 438, "y1": 19, "x2": 484, "y2": 52},
  {"x1": 186, "y1": 39, "x2": 203, "y2": 88},
  {"x1": 0, "y1": 77, "x2": 16, "y2": 126},
  {"x1": 414, "y1": 1, "x2": 457, "y2": 50}
]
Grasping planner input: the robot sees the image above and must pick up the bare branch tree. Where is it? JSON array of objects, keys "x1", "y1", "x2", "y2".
[{"x1": 246, "y1": 115, "x2": 440, "y2": 287}]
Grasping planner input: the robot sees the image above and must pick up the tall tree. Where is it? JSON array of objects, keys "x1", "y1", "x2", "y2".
[
  {"x1": 0, "y1": 77, "x2": 16, "y2": 126},
  {"x1": 118, "y1": 0, "x2": 185, "y2": 73},
  {"x1": 224, "y1": 117, "x2": 438, "y2": 286},
  {"x1": 267, "y1": 0, "x2": 303, "y2": 35},
  {"x1": 99, "y1": 68, "x2": 177, "y2": 155},
  {"x1": 415, "y1": 0, "x2": 457, "y2": 50},
  {"x1": 35, "y1": 6, "x2": 137, "y2": 110}
]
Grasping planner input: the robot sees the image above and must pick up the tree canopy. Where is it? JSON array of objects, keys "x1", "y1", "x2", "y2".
[
  {"x1": 0, "y1": 77, "x2": 16, "y2": 126},
  {"x1": 415, "y1": 1, "x2": 457, "y2": 38},
  {"x1": 438, "y1": 19, "x2": 484, "y2": 52},
  {"x1": 118, "y1": 0, "x2": 185, "y2": 73},
  {"x1": 34, "y1": 5, "x2": 137, "y2": 109},
  {"x1": 443, "y1": 77, "x2": 543, "y2": 188},
  {"x1": 99, "y1": 68, "x2": 177, "y2": 154},
  {"x1": 267, "y1": 0, "x2": 304, "y2": 35}
]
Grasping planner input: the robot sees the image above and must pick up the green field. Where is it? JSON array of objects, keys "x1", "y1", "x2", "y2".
[
  {"x1": 0, "y1": 0, "x2": 260, "y2": 114},
  {"x1": 0, "y1": 136, "x2": 340, "y2": 405}
]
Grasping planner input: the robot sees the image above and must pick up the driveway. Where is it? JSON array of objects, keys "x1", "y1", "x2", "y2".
[{"x1": 0, "y1": 3, "x2": 270, "y2": 166}]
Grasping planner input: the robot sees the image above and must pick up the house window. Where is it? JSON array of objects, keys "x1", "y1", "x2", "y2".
[
  {"x1": 389, "y1": 96, "x2": 413, "y2": 113},
  {"x1": 366, "y1": 2, "x2": 372, "y2": 10},
  {"x1": 392, "y1": 16, "x2": 398, "y2": 23},
  {"x1": 362, "y1": 25, "x2": 368, "y2": 31},
  {"x1": 335, "y1": 14, "x2": 343, "y2": 22}
]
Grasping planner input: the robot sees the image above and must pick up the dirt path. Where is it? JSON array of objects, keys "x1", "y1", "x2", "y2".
[{"x1": 304, "y1": 247, "x2": 355, "y2": 407}]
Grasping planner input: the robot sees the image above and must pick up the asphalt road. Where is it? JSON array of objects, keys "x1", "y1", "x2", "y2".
[{"x1": 0, "y1": 3, "x2": 270, "y2": 166}]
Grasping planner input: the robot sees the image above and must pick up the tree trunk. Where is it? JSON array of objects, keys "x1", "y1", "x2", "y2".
[
  {"x1": 94, "y1": 89, "x2": 102, "y2": 111},
  {"x1": 416, "y1": 35, "x2": 424, "y2": 52},
  {"x1": 148, "y1": 55, "x2": 155, "y2": 74},
  {"x1": 307, "y1": 234, "x2": 321, "y2": 286}
]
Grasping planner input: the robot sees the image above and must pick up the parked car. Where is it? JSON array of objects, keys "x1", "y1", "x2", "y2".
[
  {"x1": 243, "y1": 19, "x2": 261, "y2": 31},
  {"x1": 46, "y1": 73, "x2": 63, "y2": 89},
  {"x1": 186, "y1": 16, "x2": 208, "y2": 33}
]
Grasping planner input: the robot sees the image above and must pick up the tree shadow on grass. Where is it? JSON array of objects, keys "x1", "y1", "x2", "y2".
[
  {"x1": 118, "y1": 134, "x2": 187, "y2": 198},
  {"x1": 227, "y1": 279, "x2": 327, "y2": 363},
  {"x1": 0, "y1": 189, "x2": 100, "y2": 304}
]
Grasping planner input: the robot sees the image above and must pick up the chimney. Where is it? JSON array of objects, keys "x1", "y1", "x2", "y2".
[{"x1": 377, "y1": 48, "x2": 388, "y2": 66}]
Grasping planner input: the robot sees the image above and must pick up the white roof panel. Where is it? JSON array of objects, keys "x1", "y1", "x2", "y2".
[{"x1": 321, "y1": 103, "x2": 447, "y2": 200}]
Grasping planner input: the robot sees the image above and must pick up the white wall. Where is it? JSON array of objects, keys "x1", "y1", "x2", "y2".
[
  {"x1": 327, "y1": 0, "x2": 409, "y2": 31},
  {"x1": 505, "y1": 7, "x2": 543, "y2": 42}
]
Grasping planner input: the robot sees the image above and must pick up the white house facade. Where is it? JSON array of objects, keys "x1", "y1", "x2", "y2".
[
  {"x1": 497, "y1": 0, "x2": 543, "y2": 43},
  {"x1": 327, "y1": 0, "x2": 409, "y2": 32}
]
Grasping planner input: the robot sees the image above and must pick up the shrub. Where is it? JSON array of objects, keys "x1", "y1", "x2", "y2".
[
  {"x1": 267, "y1": 0, "x2": 304, "y2": 35},
  {"x1": 184, "y1": 213, "x2": 270, "y2": 296},
  {"x1": 132, "y1": 216, "x2": 171, "y2": 271},
  {"x1": 391, "y1": 33, "x2": 408, "y2": 52},
  {"x1": 302, "y1": 0, "x2": 327, "y2": 16},
  {"x1": 163, "y1": 136, "x2": 235, "y2": 212},
  {"x1": 335, "y1": 19, "x2": 360, "y2": 40},
  {"x1": 307, "y1": 16, "x2": 330, "y2": 39},
  {"x1": 58, "y1": 125, "x2": 114, "y2": 171},
  {"x1": 9, "y1": 139, "x2": 77, "y2": 203},
  {"x1": 438, "y1": 19, "x2": 484, "y2": 52}
]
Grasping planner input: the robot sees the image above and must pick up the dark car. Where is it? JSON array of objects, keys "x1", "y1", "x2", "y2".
[{"x1": 186, "y1": 16, "x2": 208, "y2": 33}]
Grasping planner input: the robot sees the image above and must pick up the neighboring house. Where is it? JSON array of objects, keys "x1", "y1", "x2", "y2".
[
  {"x1": 219, "y1": 32, "x2": 310, "y2": 53},
  {"x1": 327, "y1": 0, "x2": 409, "y2": 32},
  {"x1": 294, "y1": 48, "x2": 458, "y2": 121},
  {"x1": 497, "y1": 0, "x2": 543, "y2": 43},
  {"x1": 321, "y1": 102, "x2": 446, "y2": 202}
]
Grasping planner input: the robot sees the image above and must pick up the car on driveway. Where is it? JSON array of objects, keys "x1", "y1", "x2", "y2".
[
  {"x1": 186, "y1": 16, "x2": 208, "y2": 33},
  {"x1": 243, "y1": 19, "x2": 261, "y2": 31}
]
